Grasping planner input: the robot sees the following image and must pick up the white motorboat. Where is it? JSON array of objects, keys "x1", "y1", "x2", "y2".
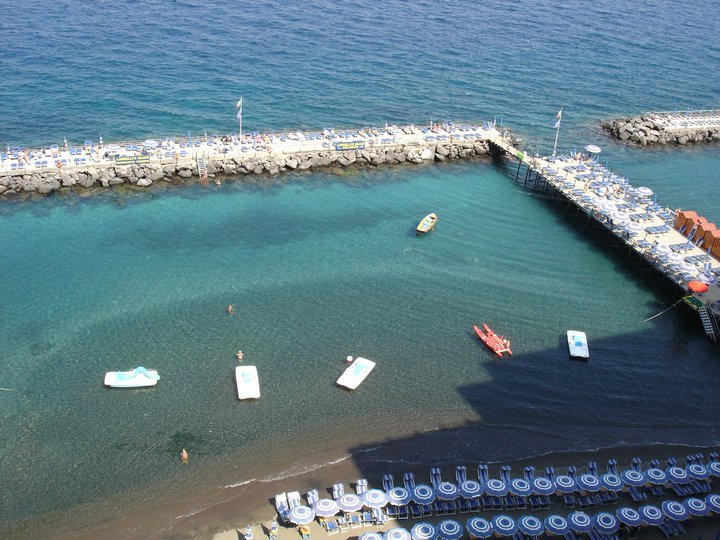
[
  {"x1": 235, "y1": 365, "x2": 260, "y2": 399},
  {"x1": 336, "y1": 357, "x2": 375, "y2": 390},
  {"x1": 104, "y1": 366, "x2": 160, "y2": 388},
  {"x1": 567, "y1": 330, "x2": 589, "y2": 359}
]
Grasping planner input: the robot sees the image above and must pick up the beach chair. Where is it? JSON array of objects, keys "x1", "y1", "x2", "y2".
[
  {"x1": 307, "y1": 489, "x2": 320, "y2": 506},
  {"x1": 397, "y1": 505, "x2": 409, "y2": 520},
  {"x1": 287, "y1": 491, "x2": 301, "y2": 510},
  {"x1": 362, "y1": 510, "x2": 372, "y2": 525},
  {"x1": 523, "y1": 466, "x2": 535, "y2": 481},
  {"x1": 433, "y1": 500, "x2": 446, "y2": 516},
  {"x1": 421, "y1": 503, "x2": 433, "y2": 517},
  {"x1": 355, "y1": 479, "x2": 368, "y2": 495},
  {"x1": 567, "y1": 466, "x2": 578, "y2": 480},
  {"x1": 382, "y1": 473, "x2": 394, "y2": 491},
  {"x1": 372, "y1": 508, "x2": 388, "y2": 526},
  {"x1": 606, "y1": 459, "x2": 618, "y2": 475},
  {"x1": 348, "y1": 514, "x2": 361, "y2": 529},
  {"x1": 477, "y1": 464, "x2": 489, "y2": 483},
  {"x1": 409, "y1": 503, "x2": 422, "y2": 519},
  {"x1": 587, "y1": 461, "x2": 598, "y2": 475},
  {"x1": 332, "y1": 483, "x2": 344, "y2": 500},
  {"x1": 337, "y1": 517, "x2": 349, "y2": 532},
  {"x1": 500, "y1": 465, "x2": 511, "y2": 484},
  {"x1": 403, "y1": 472, "x2": 416, "y2": 491},
  {"x1": 430, "y1": 467, "x2": 442, "y2": 488},
  {"x1": 455, "y1": 465, "x2": 467, "y2": 484},
  {"x1": 275, "y1": 493, "x2": 290, "y2": 523}
]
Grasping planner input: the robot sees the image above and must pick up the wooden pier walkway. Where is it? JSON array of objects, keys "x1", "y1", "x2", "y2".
[{"x1": 647, "y1": 109, "x2": 720, "y2": 133}]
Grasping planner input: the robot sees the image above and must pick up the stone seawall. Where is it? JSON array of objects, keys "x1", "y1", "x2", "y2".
[
  {"x1": 0, "y1": 141, "x2": 493, "y2": 201},
  {"x1": 603, "y1": 115, "x2": 720, "y2": 146}
]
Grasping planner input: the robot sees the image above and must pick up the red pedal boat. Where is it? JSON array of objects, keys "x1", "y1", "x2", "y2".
[{"x1": 473, "y1": 323, "x2": 512, "y2": 357}]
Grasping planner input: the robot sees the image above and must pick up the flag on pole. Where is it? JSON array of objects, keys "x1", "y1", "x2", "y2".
[
  {"x1": 553, "y1": 109, "x2": 562, "y2": 129},
  {"x1": 235, "y1": 97, "x2": 243, "y2": 119}
]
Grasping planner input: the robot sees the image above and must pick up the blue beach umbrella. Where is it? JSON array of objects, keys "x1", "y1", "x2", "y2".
[
  {"x1": 532, "y1": 477, "x2": 555, "y2": 495},
  {"x1": 644, "y1": 468, "x2": 667, "y2": 485},
  {"x1": 361, "y1": 534, "x2": 384, "y2": 540},
  {"x1": 684, "y1": 497, "x2": 710, "y2": 517},
  {"x1": 600, "y1": 473, "x2": 623, "y2": 491},
  {"x1": 708, "y1": 461, "x2": 720, "y2": 476},
  {"x1": 616, "y1": 507, "x2": 642, "y2": 527},
  {"x1": 387, "y1": 486, "x2": 411, "y2": 506},
  {"x1": 662, "y1": 500, "x2": 689, "y2": 521},
  {"x1": 363, "y1": 489, "x2": 389, "y2": 508},
  {"x1": 411, "y1": 522, "x2": 437, "y2": 540},
  {"x1": 518, "y1": 515, "x2": 543, "y2": 536},
  {"x1": 687, "y1": 463, "x2": 710, "y2": 480},
  {"x1": 385, "y1": 528, "x2": 411, "y2": 540},
  {"x1": 484, "y1": 479, "x2": 509, "y2": 497},
  {"x1": 705, "y1": 493, "x2": 720, "y2": 514},
  {"x1": 554, "y1": 475, "x2": 577, "y2": 493},
  {"x1": 577, "y1": 474, "x2": 601, "y2": 492},
  {"x1": 639, "y1": 505, "x2": 664, "y2": 526},
  {"x1": 666, "y1": 466, "x2": 690, "y2": 483},
  {"x1": 510, "y1": 478, "x2": 532, "y2": 497},
  {"x1": 621, "y1": 469, "x2": 645, "y2": 487},
  {"x1": 338, "y1": 493, "x2": 363, "y2": 512},
  {"x1": 437, "y1": 519, "x2": 463, "y2": 540},
  {"x1": 593, "y1": 512, "x2": 619, "y2": 534},
  {"x1": 491, "y1": 515, "x2": 517, "y2": 536},
  {"x1": 544, "y1": 515, "x2": 569, "y2": 536},
  {"x1": 568, "y1": 511, "x2": 593, "y2": 533},
  {"x1": 436, "y1": 482, "x2": 459, "y2": 500},
  {"x1": 459, "y1": 480, "x2": 483, "y2": 498},
  {"x1": 412, "y1": 484, "x2": 436, "y2": 505},
  {"x1": 466, "y1": 517, "x2": 492, "y2": 539},
  {"x1": 288, "y1": 505, "x2": 316, "y2": 525},
  {"x1": 313, "y1": 498, "x2": 339, "y2": 517}
]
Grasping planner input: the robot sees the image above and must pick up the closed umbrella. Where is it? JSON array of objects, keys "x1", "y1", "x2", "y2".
[
  {"x1": 666, "y1": 466, "x2": 690, "y2": 483},
  {"x1": 593, "y1": 512, "x2": 619, "y2": 534},
  {"x1": 484, "y1": 479, "x2": 509, "y2": 497},
  {"x1": 568, "y1": 511, "x2": 593, "y2": 533},
  {"x1": 616, "y1": 507, "x2": 642, "y2": 527},
  {"x1": 459, "y1": 480, "x2": 482, "y2": 498},
  {"x1": 621, "y1": 469, "x2": 645, "y2": 487},
  {"x1": 705, "y1": 493, "x2": 720, "y2": 514},
  {"x1": 684, "y1": 497, "x2": 710, "y2": 517},
  {"x1": 412, "y1": 484, "x2": 436, "y2": 505},
  {"x1": 288, "y1": 505, "x2": 316, "y2": 525},
  {"x1": 436, "y1": 482, "x2": 459, "y2": 500},
  {"x1": 577, "y1": 474, "x2": 601, "y2": 492},
  {"x1": 544, "y1": 514, "x2": 569, "y2": 535},
  {"x1": 384, "y1": 528, "x2": 411, "y2": 540},
  {"x1": 510, "y1": 478, "x2": 532, "y2": 497},
  {"x1": 387, "y1": 487, "x2": 411, "y2": 506},
  {"x1": 491, "y1": 515, "x2": 517, "y2": 536},
  {"x1": 639, "y1": 505, "x2": 664, "y2": 526},
  {"x1": 554, "y1": 475, "x2": 577, "y2": 493},
  {"x1": 363, "y1": 489, "x2": 389, "y2": 508},
  {"x1": 518, "y1": 516, "x2": 543, "y2": 536},
  {"x1": 662, "y1": 500, "x2": 689, "y2": 521},
  {"x1": 313, "y1": 499, "x2": 339, "y2": 517},
  {"x1": 437, "y1": 519, "x2": 463, "y2": 540},
  {"x1": 644, "y1": 468, "x2": 667, "y2": 485},
  {"x1": 338, "y1": 493, "x2": 363, "y2": 512},
  {"x1": 600, "y1": 473, "x2": 623, "y2": 491},
  {"x1": 466, "y1": 517, "x2": 492, "y2": 539},
  {"x1": 411, "y1": 522, "x2": 436, "y2": 540},
  {"x1": 532, "y1": 477, "x2": 555, "y2": 495},
  {"x1": 687, "y1": 463, "x2": 710, "y2": 480}
]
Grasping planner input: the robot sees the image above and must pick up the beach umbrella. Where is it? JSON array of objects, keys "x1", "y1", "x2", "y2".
[
  {"x1": 288, "y1": 505, "x2": 316, "y2": 525},
  {"x1": 466, "y1": 517, "x2": 492, "y2": 539},
  {"x1": 568, "y1": 511, "x2": 593, "y2": 533},
  {"x1": 412, "y1": 484, "x2": 436, "y2": 505},
  {"x1": 554, "y1": 474, "x2": 577, "y2": 493},
  {"x1": 491, "y1": 515, "x2": 517, "y2": 536},
  {"x1": 337, "y1": 493, "x2": 363, "y2": 512},
  {"x1": 687, "y1": 463, "x2": 710, "y2": 480},
  {"x1": 621, "y1": 469, "x2": 645, "y2": 487},
  {"x1": 697, "y1": 273, "x2": 715, "y2": 284},
  {"x1": 363, "y1": 489, "x2": 389, "y2": 508},
  {"x1": 544, "y1": 514, "x2": 569, "y2": 536},
  {"x1": 436, "y1": 482, "x2": 459, "y2": 500},
  {"x1": 143, "y1": 139, "x2": 158, "y2": 148},
  {"x1": 484, "y1": 478, "x2": 509, "y2": 497},
  {"x1": 387, "y1": 486, "x2": 411, "y2": 505},
  {"x1": 361, "y1": 534, "x2": 384, "y2": 540},
  {"x1": 384, "y1": 528, "x2": 411, "y2": 540},
  {"x1": 593, "y1": 512, "x2": 619, "y2": 534},
  {"x1": 681, "y1": 261, "x2": 697, "y2": 275},
  {"x1": 626, "y1": 221, "x2": 644, "y2": 235},
  {"x1": 666, "y1": 466, "x2": 690, "y2": 483},
  {"x1": 687, "y1": 280, "x2": 709, "y2": 293},
  {"x1": 510, "y1": 478, "x2": 532, "y2": 496},
  {"x1": 458, "y1": 480, "x2": 482, "y2": 498},
  {"x1": 708, "y1": 461, "x2": 720, "y2": 476},
  {"x1": 600, "y1": 473, "x2": 623, "y2": 491},
  {"x1": 616, "y1": 507, "x2": 642, "y2": 527},
  {"x1": 639, "y1": 505, "x2": 664, "y2": 526},
  {"x1": 662, "y1": 500, "x2": 689, "y2": 521},
  {"x1": 410, "y1": 522, "x2": 436, "y2": 540},
  {"x1": 654, "y1": 244, "x2": 671, "y2": 256},
  {"x1": 577, "y1": 474, "x2": 601, "y2": 492},
  {"x1": 644, "y1": 467, "x2": 667, "y2": 485},
  {"x1": 437, "y1": 519, "x2": 463, "y2": 540},
  {"x1": 684, "y1": 497, "x2": 710, "y2": 516},
  {"x1": 532, "y1": 477, "x2": 555, "y2": 495},
  {"x1": 611, "y1": 211, "x2": 630, "y2": 225},
  {"x1": 313, "y1": 498, "x2": 339, "y2": 517},
  {"x1": 636, "y1": 186, "x2": 653, "y2": 197},
  {"x1": 518, "y1": 515, "x2": 543, "y2": 536},
  {"x1": 705, "y1": 493, "x2": 720, "y2": 514}
]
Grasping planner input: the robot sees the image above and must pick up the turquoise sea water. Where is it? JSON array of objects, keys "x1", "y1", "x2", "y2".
[{"x1": 1, "y1": 0, "x2": 720, "y2": 535}]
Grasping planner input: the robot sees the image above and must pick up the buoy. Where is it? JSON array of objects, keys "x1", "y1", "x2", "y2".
[{"x1": 346, "y1": 355, "x2": 353, "y2": 363}]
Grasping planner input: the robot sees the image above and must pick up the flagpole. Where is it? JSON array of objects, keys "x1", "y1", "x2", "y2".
[
  {"x1": 552, "y1": 108, "x2": 562, "y2": 156},
  {"x1": 235, "y1": 97, "x2": 243, "y2": 141}
]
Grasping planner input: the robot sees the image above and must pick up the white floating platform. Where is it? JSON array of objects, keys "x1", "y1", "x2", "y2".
[
  {"x1": 336, "y1": 357, "x2": 375, "y2": 390},
  {"x1": 567, "y1": 330, "x2": 589, "y2": 359},
  {"x1": 235, "y1": 366, "x2": 260, "y2": 399},
  {"x1": 104, "y1": 366, "x2": 160, "y2": 388}
]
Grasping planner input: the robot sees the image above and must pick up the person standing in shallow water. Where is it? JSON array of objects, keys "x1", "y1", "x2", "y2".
[
  {"x1": 227, "y1": 304, "x2": 234, "y2": 316},
  {"x1": 180, "y1": 448, "x2": 188, "y2": 464}
]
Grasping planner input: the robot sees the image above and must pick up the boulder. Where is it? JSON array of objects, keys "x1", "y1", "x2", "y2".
[
  {"x1": 108, "y1": 177, "x2": 125, "y2": 186},
  {"x1": 101, "y1": 178, "x2": 110, "y2": 188},
  {"x1": 3, "y1": 189, "x2": 18, "y2": 198},
  {"x1": 61, "y1": 173, "x2": 77, "y2": 187},
  {"x1": 677, "y1": 135, "x2": 689, "y2": 145},
  {"x1": 0, "y1": 185, "x2": 6, "y2": 194},
  {"x1": 177, "y1": 169, "x2": 193, "y2": 178},
  {"x1": 147, "y1": 168, "x2": 165, "y2": 181},
  {"x1": 137, "y1": 178, "x2": 153, "y2": 187},
  {"x1": 298, "y1": 159, "x2": 314, "y2": 170},
  {"x1": 253, "y1": 165, "x2": 264, "y2": 174},
  {"x1": 285, "y1": 157, "x2": 299, "y2": 169},
  {"x1": 163, "y1": 164, "x2": 177, "y2": 174},
  {"x1": 36, "y1": 177, "x2": 60, "y2": 195},
  {"x1": 435, "y1": 145, "x2": 450, "y2": 157},
  {"x1": 395, "y1": 152, "x2": 406, "y2": 162},
  {"x1": 370, "y1": 154, "x2": 386, "y2": 165},
  {"x1": 434, "y1": 153, "x2": 446, "y2": 162},
  {"x1": 420, "y1": 148, "x2": 434, "y2": 160}
]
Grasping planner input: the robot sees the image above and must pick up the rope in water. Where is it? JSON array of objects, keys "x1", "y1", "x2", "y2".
[{"x1": 642, "y1": 297, "x2": 686, "y2": 322}]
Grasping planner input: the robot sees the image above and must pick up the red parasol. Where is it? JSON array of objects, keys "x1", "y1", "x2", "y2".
[{"x1": 688, "y1": 280, "x2": 709, "y2": 293}]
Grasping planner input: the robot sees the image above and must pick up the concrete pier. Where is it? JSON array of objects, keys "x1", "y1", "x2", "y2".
[
  {"x1": 0, "y1": 122, "x2": 509, "y2": 200},
  {"x1": 603, "y1": 109, "x2": 720, "y2": 146}
]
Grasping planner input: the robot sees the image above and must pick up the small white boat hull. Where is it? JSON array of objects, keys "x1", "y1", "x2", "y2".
[
  {"x1": 104, "y1": 367, "x2": 160, "y2": 388},
  {"x1": 336, "y1": 357, "x2": 375, "y2": 390},
  {"x1": 235, "y1": 366, "x2": 260, "y2": 399},
  {"x1": 567, "y1": 330, "x2": 589, "y2": 358}
]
